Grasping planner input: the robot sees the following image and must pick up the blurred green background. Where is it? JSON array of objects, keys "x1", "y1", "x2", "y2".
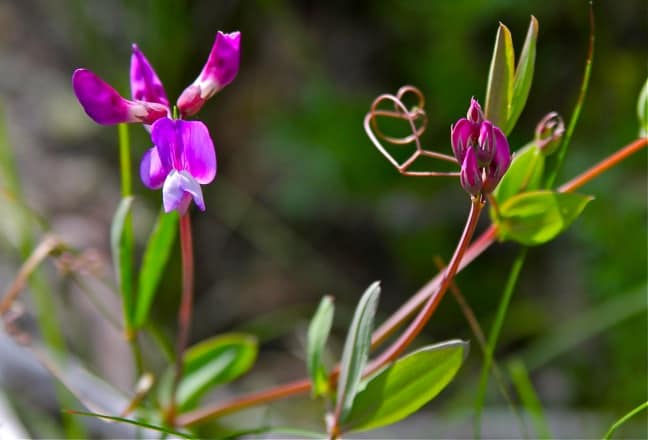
[{"x1": 0, "y1": 0, "x2": 646, "y2": 438}]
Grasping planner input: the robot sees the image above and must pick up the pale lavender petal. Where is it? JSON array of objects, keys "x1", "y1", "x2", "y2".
[
  {"x1": 130, "y1": 44, "x2": 170, "y2": 108},
  {"x1": 72, "y1": 69, "x2": 167, "y2": 125},
  {"x1": 139, "y1": 147, "x2": 169, "y2": 189},
  {"x1": 178, "y1": 120, "x2": 216, "y2": 184},
  {"x1": 450, "y1": 118, "x2": 475, "y2": 163},
  {"x1": 177, "y1": 31, "x2": 241, "y2": 117},
  {"x1": 151, "y1": 117, "x2": 181, "y2": 171},
  {"x1": 460, "y1": 147, "x2": 483, "y2": 196},
  {"x1": 162, "y1": 170, "x2": 206, "y2": 214}
]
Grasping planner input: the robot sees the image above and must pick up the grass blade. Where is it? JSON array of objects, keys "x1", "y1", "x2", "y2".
[
  {"x1": 110, "y1": 196, "x2": 135, "y2": 329},
  {"x1": 508, "y1": 358, "x2": 552, "y2": 439},
  {"x1": 67, "y1": 410, "x2": 194, "y2": 439}
]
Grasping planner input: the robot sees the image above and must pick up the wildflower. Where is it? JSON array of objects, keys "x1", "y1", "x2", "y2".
[
  {"x1": 72, "y1": 31, "x2": 240, "y2": 124},
  {"x1": 451, "y1": 98, "x2": 511, "y2": 197},
  {"x1": 140, "y1": 118, "x2": 216, "y2": 214}
]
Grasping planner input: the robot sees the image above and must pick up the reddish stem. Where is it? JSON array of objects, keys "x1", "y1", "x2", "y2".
[{"x1": 177, "y1": 137, "x2": 647, "y2": 428}]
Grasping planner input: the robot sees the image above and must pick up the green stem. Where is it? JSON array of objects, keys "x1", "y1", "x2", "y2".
[
  {"x1": 474, "y1": 247, "x2": 528, "y2": 439},
  {"x1": 603, "y1": 401, "x2": 648, "y2": 440}
]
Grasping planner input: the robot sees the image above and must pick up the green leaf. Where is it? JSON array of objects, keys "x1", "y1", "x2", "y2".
[
  {"x1": 336, "y1": 281, "x2": 381, "y2": 423},
  {"x1": 68, "y1": 411, "x2": 195, "y2": 439},
  {"x1": 506, "y1": 16, "x2": 539, "y2": 134},
  {"x1": 161, "y1": 333, "x2": 258, "y2": 411},
  {"x1": 133, "y1": 210, "x2": 178, "y2": 327},
  {"x1": 307, "y1": 295, "x2": 335, "y2": 397},
  {"x1": 485, "y1": 23, "x2": 514, "y2": 128},
  {"x1": 496, "y1": 190, "x2": 593, "y2": 246},
  {"x1": 344, "y1": 340, "x2": 467, "y2": 433},
  {"x1": 492, "y1": 143, "x2": 545, "y2": 206},
  {"x1": 637, "y1": 77, "x2": 648, "y2": 137},
  {"x1": 110, "y1": 196, "x2": 134, "y2": 328}
]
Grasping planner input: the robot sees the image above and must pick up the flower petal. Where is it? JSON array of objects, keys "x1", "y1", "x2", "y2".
[
  {"x1": 483, "y1": 126, "x2": 512, "y2": 193},
  {"x1": 130, "y1": 44, "x2": 170, "y2": 108},
  {"x1": 450, "y1": 118, "x2": 475, "y2": 163},
  {"x1": 72, "y1": 69, "x2": 167, "y2": 125},
  {"x1": 460, "y1": 147, "x2": 483, "y2": 196},
  {"x1": 139, "y1": 147, "x2": 169, "y2": 189},
  {"x1": 177, "y1": 31, "x2": 241, "y2": 117},
  {"x1": 162, "y1": 170, "x2": 206, "y2": 214},
  {"x1": 178, "y1": 120, "x2": 216, "y2": 184},
  {"x1": 150, "y1": 117, "x2": 181, "y2": 171}
]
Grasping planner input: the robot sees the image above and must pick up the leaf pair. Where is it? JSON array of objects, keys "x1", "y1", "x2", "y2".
[{"x1": 485, "y1": 16, "x2": 539, "y2": 135}]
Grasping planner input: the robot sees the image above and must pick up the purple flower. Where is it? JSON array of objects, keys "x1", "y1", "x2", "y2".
[
  {"x1": 177, "y1": 31, "x2": 241, "y2": 117},
  {"x1": 72, "y1": 31, "x2": 240, "y2": 124},
  {"x1": 140, "y1": 118, "x2": 216, "y2": 214},
  {"x1": 450, "y1": 98, "x2": 511, "y2": 197}
]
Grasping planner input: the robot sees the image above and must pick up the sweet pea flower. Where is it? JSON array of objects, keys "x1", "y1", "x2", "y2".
[
  {"x1": 450, "y1": 98, "x2": 511, "y2": 197},
  {"x1": 140, "y1": 118, "x2": 216, "y2": 214},
  {"x1": 72, "y1": 31, "x2": 240, "y2": 124}
]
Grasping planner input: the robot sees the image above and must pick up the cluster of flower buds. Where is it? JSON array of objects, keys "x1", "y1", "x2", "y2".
[
  {"x1": 72, "y1": 31, "x2": 241, "y2": 214},
  {"x1": 451, "y1": 98, "x2": 511, "y2": 197}
]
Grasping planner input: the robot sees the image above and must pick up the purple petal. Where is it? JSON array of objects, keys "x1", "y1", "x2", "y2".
[
  {"x1": 451, "y1": 118, "x2": 475, "y2": 163},
  {"x1": 467, "y1": 97, "x2": 483, "y2": 123},
  {"x1": 476, "y1": 120, "x2": 495, "y2": 166},
  {"x1": 72, "y1": 69, "x2": 167, "y2": 125},
  {"x1": 130, "y1": 44, "x2": 170, "y2": 108},
  {"x1": 178, "y1": 120, "x2": 216, "y2": 184},
  {"x1": 483, "y1": 126, "x2": 512, "y2": 193},
  {"x1": 150, "y1": 117, "x2": 181, "y2": 171},
  {"x1": 139, "y1": 147, "x2": 169, "y2": 189},
  {"x1": 162, "y1": 170, "x2": 206, "y2": 214},
  {"x1": 177, "y1": 31, "x2": 241, "y2": 117},
  {"x1": 460, "y1": 147, "x2": 483, "y2": 197}
]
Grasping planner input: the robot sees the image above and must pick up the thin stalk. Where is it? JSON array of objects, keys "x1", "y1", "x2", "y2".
[
  {"x1": 603, "y1": 401, "x2": 648, "y2": 440},
  {"x1": 474, "y1": 247, "x2": 528, "y2": 438},
  {"x1": 177, "y1": 138, "x2": 647, "y2": 427},
  {"x1": 508, "y1": 359, "x2": 552, "y2": 439},
  {"x1": 168, "y1": 212, "x2": 195, "y2": 425}
]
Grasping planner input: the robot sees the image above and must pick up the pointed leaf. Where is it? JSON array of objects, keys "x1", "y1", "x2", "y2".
[
  {"x1": 492, "y1": 143, "x2": 545, "y2": 206},
  {"x1": 496, "y1": 190, "x2": 593, "y2": 246},
  {"x1": 336, "y1": 281, "x2": 381, "y2": 422},
  {"x1": 485, "y1": 23, "x2": 514, "y2": 128},
  {"x1": 637, "y1": 77, "x2": 648, "y2": 137},
  {"x1": 307, "y1": 295, "x2": 335, "y2": 397},
  {"x1": 506, "y1": 16, "x2": 539, "y2": 134},
  {"x1": 344, "y1": 340, "x2": 468, "y2": 432},
  {"x1": 133, "y1": 210, "x2": 178, "y2": 327},
  {"x1": 110, "y1": 196, "x2": 134, "y2": 327},
  {"x1": 160, "y1": 333, "x2": 258, "y2": 411}
]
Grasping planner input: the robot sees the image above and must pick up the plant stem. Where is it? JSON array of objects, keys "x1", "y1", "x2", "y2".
[
  {"x1": 177, "y1": 138, "x2": 647, "y2": 427},
  {"x1": 168, "y1": 212, "x2": 195, "y2": 424}
]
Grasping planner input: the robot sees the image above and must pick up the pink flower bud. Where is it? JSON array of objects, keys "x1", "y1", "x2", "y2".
[
  {"x1": 477, "y1": 120, "x2": 496, "y2": 166},
  {"x1": 467, "y1": 97, "x2": 483, "y2": 124},
  {"x1": 535, "y1": 111, "x2": 565, "y2": 155},
  {"x1": 451, "y1": 118, "x2": 475, "y2": 163},
  {"x1": 483, "y1": 126, "x2": 511, "y2": 193},
  {"x1": 460, "y1": 147, "x2": 483, "y2": 196}
]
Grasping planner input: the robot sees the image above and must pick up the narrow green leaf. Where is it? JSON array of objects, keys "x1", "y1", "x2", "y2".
[
  {"x1": 336, "y1": 281, "x2": 381, "y2": 423},
  {"x1": 485, "y1": 23, "x2": 515, "y2": 128},
  {"x1": 220, "y1": 426, "x2": 326, "y2": 439},
  {"x1": 496, "y1": 190, "x2": 593, "y2": 246},
  {"x1": 508, "y1": 359, "x2": 552, "y2": 439},
  {"x1": 307, "y1": 295, "x2": 335, "y2": 397},
  {"x1": 110, "y1": 196, "x2": 135, "y2": 328},
  {"x1": 637, "y1": 77, "x2": 648, "y2": 137},
  {"x1": 67, "y1": 411, "x2": 194, "y2": 439},
  {"x1": 344, "y1": 341, "x2": 467, "y2": 432},
  {"x1": 161, "y1": 333, "x2": 258, "y2": 410},
  {"x1": 133, "y1": 210, "x2": 178, "y2": 327},
  {"x1": 492, "y1": 143, "x2": 545, "y2": 206},
  {"x1": 506, "y1": 16, "x2": 539, "y2": 134},
  {"x1": 603, "y1": 401, "x2": 648, "y2": 440}
]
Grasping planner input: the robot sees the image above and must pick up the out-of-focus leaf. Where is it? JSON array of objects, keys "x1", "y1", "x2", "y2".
[
  {"x1": 164, "y1": 333, "x2": 258, "y2": 410},
  {"x1": 637, "y1": 77, "x2": 648, "y2": 137},
  {"x1": 508, "y1": 359, "x2": 552, "y2": 439},
  {"x1": 307, "y1": 295, "x2": 335, "y2": 397},
  {"x1": 485, "y1": 23, "x2": 514, "y2": 128},
  {"x1": 133, "y1": 210, "x2": 178, "y2": 328},
  {"x1": 220, "y1": 426, "x2": 326, "y2": 439},
  {"x1": 496, "y1": 190, "x2": 593, "y2": 246},
  {"x1": 506, "y1": 16, "x2": 539, "y2": 134},
  {"x1": 336, "y1": 281, "x2": 381, "y2": 423},
  {"x1": 110, "y1": 196, "x2": 134, "y2": 327},
  {"x1": 67, "y1": 411, "x2": 194, "y2": 439},
  {"x1": 344, "y1": 340, "x2": 467, "y2": 433},
  {"x1": 492, "y1": 143, "x2": 545, "y2": 206}
]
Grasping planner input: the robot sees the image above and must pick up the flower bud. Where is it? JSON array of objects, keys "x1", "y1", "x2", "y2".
[
  {"x1": 451, "y1": 118, "x2": 475, "y2": 163},
  {"x1": 535, "y1": 111, "x2": 565, "y2": 155},
  {"x1": 482, "y1": 126, "x2": 511, "y2": 193},
  {"x1": 467, "y1": 97, "x2": 483, "y2": 124},
  {"x1": 476, "y1": 120, "x2": 495, "y2": 166},
  {"x1": 460, "y1": 147, "x2": 483, "y2": 196}
]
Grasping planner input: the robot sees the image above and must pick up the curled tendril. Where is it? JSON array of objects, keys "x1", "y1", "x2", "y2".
[{"x1": 364, "y1": 85, "x2": 459, "y2": 177}]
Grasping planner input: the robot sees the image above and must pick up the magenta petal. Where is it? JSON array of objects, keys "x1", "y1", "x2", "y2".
[
  {"x1": 130, "y1": 44, "x2": 169, "y2": 108},
  {"x1": 476, "y1": 120, "x2": 495, "y2": 166},
  {"x1": 162, "y1": 170, "x2": 206, "y2": 214},
  {"x1": 178, "y1": 120, "x2": 216, "y2": 184},
  {"x1": 451, "y1": 118, "x2": 475, "y2": 163},
  {"x1": 460, "y1": 147, "x2": 483, "y2": 196},
  {"x1": 151, "y1": 117, "x2": 180, "y2": 171},
  {"x1": 140, "y1": 147, "x2": 169, "y2": 189}
]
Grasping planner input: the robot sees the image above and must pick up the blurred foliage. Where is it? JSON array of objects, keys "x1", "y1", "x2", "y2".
[{"x1": 0, "y1": 0, "x2": 646, "y2": 437}]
